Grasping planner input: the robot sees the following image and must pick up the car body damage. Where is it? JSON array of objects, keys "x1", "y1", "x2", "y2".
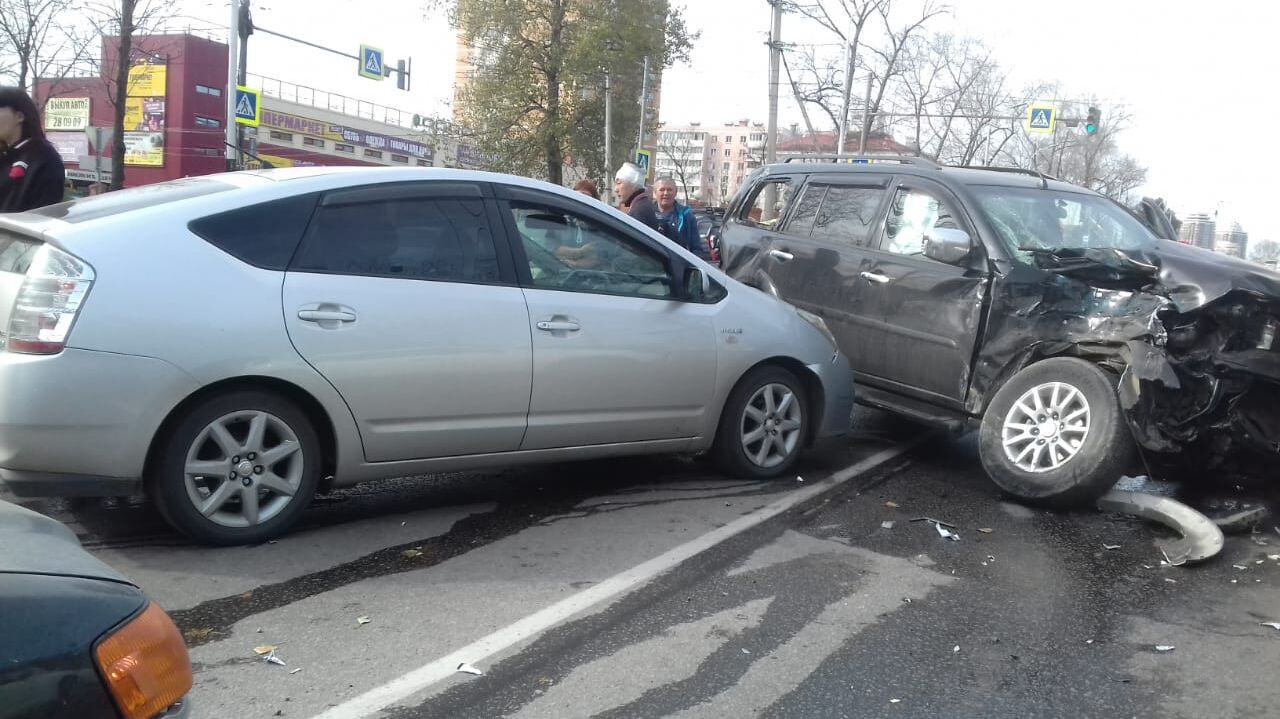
[{"x1": 984, "y1": 240, "x2": 1280, "y2": 482}]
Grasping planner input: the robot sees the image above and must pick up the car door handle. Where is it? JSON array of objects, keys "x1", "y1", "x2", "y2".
[
  {"x1": 860, "y1": 271, "x2": 892, "y2": 285},
  {"x1": 536, "y1": 320, "x2": 581, "y2": 332},
  {"x1": 298, "y1": 309, "x2": 357, "y2": 323},
  {"x1": 769, "y1": 249, "x2": 795, "y2": 263}
]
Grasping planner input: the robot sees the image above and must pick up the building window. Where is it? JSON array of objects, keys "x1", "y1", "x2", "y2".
[
  {"x1": 194, "y1": 116, "x2": 220, "y2": 128},
  {"x1": 722, "y1": 161, "x2": 730, "y2": 170},
  {"x1": 695, "y1": 133, "x2": 704, "y2": 140},
  {"x1": 391, "y1": 154, "x2": 409, "y2": 164},
  {"x1": 739, "y1": 149, "x2": 747, "y2": 157},
  {"x1": 198, "y1": 148, "x2": 222, "y2": 156},
  {"x1": 269, "y1": 131, "x2": 293, "y2": 142},
  {"x1": 364, "y1": 148, "x2": 383, "y2": 159},
  {"x1": 417, "y1": 159, "x2": 431, "y2": 167},
  {"x1": 195, "y1": 84, "x2": 223, "y2": 97},
  {"x1": 335, "y1": 143, "x2": 354, "y2": 153},
  {"x1": 740, "y1": 136, "x2": 747, "y2": 143},
  {"x1": 303, "y1": 137, "x2": 324, "y2": 148}
]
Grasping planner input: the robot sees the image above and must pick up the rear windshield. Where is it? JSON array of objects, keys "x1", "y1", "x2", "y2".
[{"x1": 30, "y1": 177, "x2": 235, "y2": 224}]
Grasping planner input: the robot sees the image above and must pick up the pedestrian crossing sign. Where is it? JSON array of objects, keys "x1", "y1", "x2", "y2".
[
  {"x1": 359, "y1": 45, "x2": 385, "y2": 81},
  {"x1": 1025, "y1": 104, "x2": 1057, "y2": 134},
  {"x1": 234, "y1": 86, "x2": 260, "y2": 127}
]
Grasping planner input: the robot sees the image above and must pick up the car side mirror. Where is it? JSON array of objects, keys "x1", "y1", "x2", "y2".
[
  {"x1": 923, "y1": 227, "x2": 973, "y2": 265},
  {"x1": 683, "y1": 266, "x2": 709, "y2": 302}
]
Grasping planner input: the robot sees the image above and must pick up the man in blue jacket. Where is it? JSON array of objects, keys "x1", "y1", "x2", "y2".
[{"x1": 653, "y1": 176, "x2": 709, "y2": 260}]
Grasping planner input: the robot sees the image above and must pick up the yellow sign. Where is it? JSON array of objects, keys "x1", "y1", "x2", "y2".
[
  {"x1": 234, "y1": 86, "x2": 261, "y2": 127},
  {"x1": 127, "y1": 64, "x2": 167, "y2": 98},
  {"x1": 44, "y1": 97, "x2": 90, "y2": 130}
]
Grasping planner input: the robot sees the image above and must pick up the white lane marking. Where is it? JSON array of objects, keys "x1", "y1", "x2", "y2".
[{"x1": 312, "y1": 439, "x2": 923, "y2": 719}]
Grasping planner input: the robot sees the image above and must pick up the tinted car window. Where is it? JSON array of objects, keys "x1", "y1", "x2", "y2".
[
  {"x1": 293, "y1": 197, "x2": 501, "y2": 283},
  {"x1": 190, "y1": 193, "x2": 319, "y2": 270},
  {"x1": 883, "y1": 188, "x2": 963, "y2": 257},
  {"x1": 810, "y1": 185, "x2": 886, "y2": 246},
  {"x1": 784, "y1": 184, "x2": 827, "y2": 238},
  {"x1": 508, "y1": 201, "x2": 673, "y2": 299},
  {"x1": 971, "y1": 187, "x2": 1156, "y2": 264}
]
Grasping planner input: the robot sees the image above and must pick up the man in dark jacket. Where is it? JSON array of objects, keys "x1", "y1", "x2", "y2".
[
  {"x1": 613, "y1": 162, "x2": 659, "y2": 231},
  {"x1": 0, "y1": 87, "x2": 66, "y2": 213}
]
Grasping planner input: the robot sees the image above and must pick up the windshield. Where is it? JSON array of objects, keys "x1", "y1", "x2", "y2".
[{"x1": 971, "y1": 186, "x2": 1157, "y2": 263}]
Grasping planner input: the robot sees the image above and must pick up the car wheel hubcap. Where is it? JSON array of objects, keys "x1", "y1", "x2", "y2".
[
  {"x1": 1001, "y1": 382, "x2": 1091, "y2": 473},
  {"x1": 183, "y1": 410, "x2": 304, "y2": 528},
  {"x1": 741, "y1": 383, "x2": 802, "y2": 468}
]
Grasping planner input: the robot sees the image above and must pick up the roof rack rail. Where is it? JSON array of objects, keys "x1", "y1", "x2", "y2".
[
  {"x1": 782, "y1": 154, "x2": 941, "y2": 169},
  {"x1": 953, "y1": 165, "x2": 1054, "y2": 189}
]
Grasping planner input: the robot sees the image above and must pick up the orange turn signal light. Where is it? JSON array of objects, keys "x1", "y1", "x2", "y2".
[{"x1": 95, "y1": 601, "x2": 193, "y2": 719}]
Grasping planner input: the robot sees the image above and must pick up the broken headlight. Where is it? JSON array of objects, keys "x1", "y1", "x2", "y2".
[{"x1": 1261, "y1": 316, "x2": 1277, "y2": 351}]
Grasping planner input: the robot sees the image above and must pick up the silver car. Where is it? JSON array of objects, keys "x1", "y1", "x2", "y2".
[{"x1": 0, "y1": 168, "x2": 853, "y2": 545}]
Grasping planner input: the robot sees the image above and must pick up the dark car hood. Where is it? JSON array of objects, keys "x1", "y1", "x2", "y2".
[
  {"x1": 1152, "y1": 239, "x2": 1280, "y2": 312},
  {"x1": 0, "y1": 500, "x2": 132, "y2": 584}
]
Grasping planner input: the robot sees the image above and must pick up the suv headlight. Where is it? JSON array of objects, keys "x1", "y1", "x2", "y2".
[{"x1": 795, "y1": 307, "x2": 838, "y2": 353}]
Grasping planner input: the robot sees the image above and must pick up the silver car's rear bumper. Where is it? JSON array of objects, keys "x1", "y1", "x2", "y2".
[{"x1": 0, "y1": 348, "x2": 199, "y2": 496}]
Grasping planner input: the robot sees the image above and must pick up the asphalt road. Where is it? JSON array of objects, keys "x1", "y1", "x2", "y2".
[{"x1": 7, "y1": 409, "x2": 1279, "y2": 719}]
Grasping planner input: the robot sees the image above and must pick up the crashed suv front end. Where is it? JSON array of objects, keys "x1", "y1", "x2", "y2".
[{"x1": 1114, "y1": 243, "x2": 1280, "y2": 482}]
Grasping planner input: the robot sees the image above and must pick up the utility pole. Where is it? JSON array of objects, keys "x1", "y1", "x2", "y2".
[
  {"x1": 224, "y1": 0, "x2": 239, "y2": 171},
  {"x1": 763, "y1": 0, "x2": 782, "y2": 220},
  {"x1": 637, "y1": 55, "x2": 650, "y2": 152},
  {"x1": 836, "y1": 29, "x2": 853, "y2": 154},
  {"x1": 857, "y1": 74, "x2": 872, "y2": 153},
  {"x1": 604, "y1": 71, "x2": 613, "y2": 204},
  {"x1": 236, "y1": 0, "x2": 252, "y2": 167}
]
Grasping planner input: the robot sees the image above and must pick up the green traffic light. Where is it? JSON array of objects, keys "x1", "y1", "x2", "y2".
[{"x1": 1084, "y1": 122, "x2": 1097, "y2": 134}]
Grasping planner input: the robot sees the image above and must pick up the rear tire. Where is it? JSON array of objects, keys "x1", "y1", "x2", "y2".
[
  {"x1": 148, "y1": 390, "x2": 321, "y2": 545},
  {"x1": 978, "y1": 358, "x2": 1133, "y2": 507},
  {"x1": 713, "y1": 366, "x2": 808, "y2": 479}
]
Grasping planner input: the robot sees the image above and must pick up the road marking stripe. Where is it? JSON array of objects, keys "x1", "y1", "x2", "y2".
[{"x1": 312, "y1": 438, "x2": 923, "y2": 719}]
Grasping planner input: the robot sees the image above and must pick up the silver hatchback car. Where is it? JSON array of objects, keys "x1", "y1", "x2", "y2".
[{"x1": 0, "y1": 168, "x2": 853, "y2": 544}]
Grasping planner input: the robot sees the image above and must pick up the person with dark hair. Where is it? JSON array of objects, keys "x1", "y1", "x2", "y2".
[
  {"x1": 0, "y1": 87, "x2": 66, "y2": 212},
  {"x1": 572, "y1": 178, "x2": 599, "y2": 200}
]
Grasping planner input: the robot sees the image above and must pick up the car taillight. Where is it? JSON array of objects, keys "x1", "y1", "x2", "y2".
[
  {"x1": 95, "y1": 602, "x2": 192, "y2": 719},
  {"x1": 5, "y1": 244, "x2": 93, "y2": 354}
]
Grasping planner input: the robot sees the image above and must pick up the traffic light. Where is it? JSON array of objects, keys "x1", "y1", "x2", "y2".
[{"x1": 1084, "y1": 106, "x2": 1101, "y2": 135}]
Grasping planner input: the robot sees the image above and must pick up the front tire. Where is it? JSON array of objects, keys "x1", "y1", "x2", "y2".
[
  {"x1": 148, "y1": 391, "x2": 321, "y2": 545},
  {"x1": 713, "y1": 366, "x2": 808, "y2": 479},
  {"x1": 978, "y1": 358, "x2": 1133, "y2": 507}
]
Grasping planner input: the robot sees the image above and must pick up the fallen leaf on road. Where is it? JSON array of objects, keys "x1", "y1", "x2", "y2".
[
  {"x1": 1103, "y1": 544, "x2": 1121, "y2": 550},
  {"x1": 254, "y1": 645, "x2": 278, "y2": 655},
  {"x1": 881, "y1": 521, "x2": 895, "y2": 530},
  {"x1": 402, "y1": 549, "x2": 423, "y2": 558},
  {"x1": 185, "y1": 628, "x2": 212, "y2": 642},
  {"x1": 885, "y1": 501, "x2": 899, "y2": 508},
  {"x1": 1155, "y1": 645, "x2": 1175, "y2": 652},
  {"x1": 977, "y1": 528, "x2": 993, "y2": 534},
  {"x1": 456, "y1": 662, "x2": 483, "y2": 676},
  {"x1": 356, "y1": 616, "x2": 371, "y2": 626}
]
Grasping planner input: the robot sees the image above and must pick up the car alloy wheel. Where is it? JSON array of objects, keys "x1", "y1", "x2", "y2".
[
  {"x1": 740, "y1": 382, "x2": 803, "y2": 469},
  {"x1": 182, "y1": 410, "x2": 305, "y2": 528},
  {"x1": 1000, "y1": 381, "x2": 1091, "y2": 473}
]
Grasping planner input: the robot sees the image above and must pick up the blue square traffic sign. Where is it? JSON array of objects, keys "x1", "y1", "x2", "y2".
[
  {"x1": 234, "y1": 86, "x2": 260, "y2": 127},
  {"x1": 359, "y1": 45, "x2": 385, "y2": 81}
]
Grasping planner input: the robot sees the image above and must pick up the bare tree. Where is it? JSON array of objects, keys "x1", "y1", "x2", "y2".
[
  {"x1": 0, "y1": 0, "x2": 96, "y2": 99},
  {"x1": 859, "y1": 1, "x2": 948, "y2": 146},
  {"x1": 82, "y1": 0, "x2": 177, "y2": 190},
  {"x1": 1249, "y1": 239, "x2": 1280, "y2": 266}
]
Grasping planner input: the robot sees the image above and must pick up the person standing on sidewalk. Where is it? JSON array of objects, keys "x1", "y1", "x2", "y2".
[
  {"x1": 653, "y1": 176, "x2": 708, "y2": 259},
  {"x1": 613, "y1": 162, "x2": 659, "y2": 231},
  {"x1": 0, "y1": 87, "x2": 66, "y2": 213}
]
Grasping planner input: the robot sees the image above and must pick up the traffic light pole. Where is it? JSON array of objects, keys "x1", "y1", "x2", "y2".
[{"x1": 224, "y1": 0, "x2": 239, "y2": 171}]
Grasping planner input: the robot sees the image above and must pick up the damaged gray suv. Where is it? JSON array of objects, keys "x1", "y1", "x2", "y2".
[{"x1": 720, "y1": 157, "x2": 1280, "y2": 506}]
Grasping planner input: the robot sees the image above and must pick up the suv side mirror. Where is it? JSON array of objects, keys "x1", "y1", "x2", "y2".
[{"x1": 923, "y1": 227, "x2": 972, "y2": 265}]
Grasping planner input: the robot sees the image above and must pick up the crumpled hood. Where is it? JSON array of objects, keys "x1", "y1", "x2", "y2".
[{"x1": 1152, "y1": 240, "x2": 1280, "y2": 312}]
